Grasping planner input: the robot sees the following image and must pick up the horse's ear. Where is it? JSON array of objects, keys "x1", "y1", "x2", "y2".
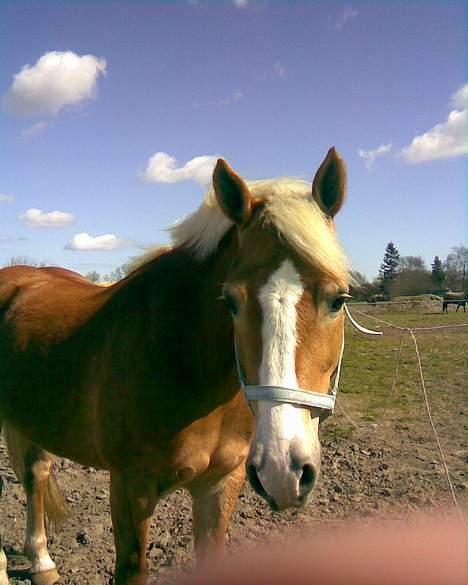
[
  {"x1": 312, "y1": 147, "x2": 347, "y2": 218},
  {"x1": 213, "y1": 159, "x2": 253, "y2": 225}
]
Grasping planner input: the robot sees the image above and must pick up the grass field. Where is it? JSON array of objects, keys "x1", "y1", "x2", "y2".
[
  {"x1": 323, "y1": 304, "x2": 467, "y2": 428},
  {"x1": 324, "y1": 305, "x2": 468, "y2": 506}
]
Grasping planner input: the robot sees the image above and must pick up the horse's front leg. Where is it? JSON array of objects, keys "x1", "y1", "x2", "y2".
[
  {"x1": 110, "y1": 470, "x2": 158, "y2": 585},
  {"x1": 190, "y1": 463, "x2": 245, "y2": 568}
]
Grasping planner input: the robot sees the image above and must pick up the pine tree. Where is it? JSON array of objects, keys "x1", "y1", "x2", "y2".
[
  {"x1": 379, "y1": 242, "x2": 400, "y2": 297},
  {"x1": 431, "y1": 256, "x2": 445, "y2": 288},
  {"x1": 379, "y1": 242, "x2": 400, "y2": 279},
  {"x1": 431, "y1": 256, "x2": 442, "y2": 272}
]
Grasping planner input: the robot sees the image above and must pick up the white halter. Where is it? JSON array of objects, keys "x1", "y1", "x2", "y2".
[{"x1": 235, "y1": 304, "x2": 382, "y2": 421}]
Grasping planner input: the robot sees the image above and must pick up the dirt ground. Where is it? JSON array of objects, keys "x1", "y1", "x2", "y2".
[{"x1": 0, "y1": 309, "x2": 466, "y2": 584}]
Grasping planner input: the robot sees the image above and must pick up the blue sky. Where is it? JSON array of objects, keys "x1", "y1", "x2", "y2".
[{"x1": 1, "y1": 1, "x2": 466, "y2": 279}]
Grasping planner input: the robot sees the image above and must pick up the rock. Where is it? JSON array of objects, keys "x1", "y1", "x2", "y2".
[{"x1": 76, "y1": 531, "x2": 90, "y2": 546}]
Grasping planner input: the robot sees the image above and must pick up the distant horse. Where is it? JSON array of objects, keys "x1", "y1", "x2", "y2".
[
  {"x1": 442, "y1": 291, "x2": 467, "y2": 313},
  {"x1": 366, "y1": 294, "x2": 386, "y2": 306},
  {"x1": 0, "y1": 148, "x2": 351, "y2": 585}
]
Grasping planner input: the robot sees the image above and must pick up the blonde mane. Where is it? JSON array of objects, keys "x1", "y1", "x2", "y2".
[{"x1": 170, "y1": 178, "x2": 350, "y2": 283}]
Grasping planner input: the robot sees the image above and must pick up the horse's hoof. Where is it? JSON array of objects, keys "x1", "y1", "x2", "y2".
[{"x1": 30, "y1": 568, "x2": 60, "y2": 585}]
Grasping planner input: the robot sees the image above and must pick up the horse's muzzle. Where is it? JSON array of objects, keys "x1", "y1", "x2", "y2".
[{"x1": 246, "y1": 453, "x2": 319, "y2": 511}]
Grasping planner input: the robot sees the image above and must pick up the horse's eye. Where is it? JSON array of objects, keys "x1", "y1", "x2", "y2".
[
  {"x1": 223, "y1": 292, "x2": 238, "y2": 316},
  {"x1": 330, "y1": 293, "x2": 351, "y2": 313}
]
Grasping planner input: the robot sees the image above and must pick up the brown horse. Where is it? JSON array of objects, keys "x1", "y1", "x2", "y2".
[{"x1": 0, "y1": 148, "x2": 351, "y2": 585}]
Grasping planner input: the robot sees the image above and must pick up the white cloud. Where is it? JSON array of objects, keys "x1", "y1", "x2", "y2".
[
  {"x1": 358, "y1": 143, "x2": 392, "y2": 169},
  {"x1": 401, "y1": 84, "x2": 468, "y2": 164},
  {"x1": 65, "y1": 233, "x2": 133, "y2": 251},
  {"x1": 0, "y1": 193, "x2": 15, "y2": 203},
  {"x1": 141, "y1": 152, "x2": 219, "y2": 185},
  {"x1": 220, "y1": 88, "x2": 243, "y2": 106},
  {"x1": 451, "y1": 84, "x2": 468, "y2": 110},
  {"x1": 19, "y1": 208, "x2": 75, "y2": 227},
  {"x1": 0, "y1": 236, "x2": 30, "y2": 243},
  {"x1": 3, "y1": 51, "x2": 106, "y2": 117},
  {"x1": 20, "y1": 121, "x2": 48, "y2": 140},
  {"x1": 193, "y1": 89, "x2": 243, "y2": 109},
  {"x1": 336, "y1": 6, "x2": 358, "y2": 30},
  {"x1": 233, "y1": 0, "x2": 248, "y2": 8},
  {"x1": 273, "y1": 62, "x2": 285, "y2": 78}
]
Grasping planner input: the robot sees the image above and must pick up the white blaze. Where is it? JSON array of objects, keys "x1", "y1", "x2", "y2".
[
  {"x1": 259, "y1": 259, "x2": 303, "y2": 390},
  {"x1": 254, "y1": 260, "x2": 320, "y2": 506}
]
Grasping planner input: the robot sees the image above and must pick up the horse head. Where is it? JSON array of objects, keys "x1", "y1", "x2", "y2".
[{"x1": 212, "y1": 148, "x2": 349, "y2": 510}]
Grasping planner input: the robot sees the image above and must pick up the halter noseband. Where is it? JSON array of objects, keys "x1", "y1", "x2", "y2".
[{"x1": 235, "y1": 304, "x2": 382, "y2": 421}]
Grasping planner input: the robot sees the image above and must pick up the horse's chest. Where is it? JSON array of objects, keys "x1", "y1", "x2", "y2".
[
  {"x1": 157, "y1": 440, "x2": 250, "y2": 496},
  {"x1": 159, "y1": 404, "x2": 253, "y2": 494}
]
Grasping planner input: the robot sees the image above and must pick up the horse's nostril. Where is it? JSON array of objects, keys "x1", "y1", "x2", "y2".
[
  {"x1": 299, "y1": 464, "x2": 316, "y2": 496},
  {"x1": 246, "y1": 464, "x2": 279, "y2": 511},
  {"x1": 247, "y1": 464, "x2": 264, "y2": 496}
]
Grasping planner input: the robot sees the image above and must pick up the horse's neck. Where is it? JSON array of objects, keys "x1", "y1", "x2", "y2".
[
  {"x1": 182, "y1": 230, "x2": 238, "y2": 386},
  {"x1": 108, "y1": 228, "x2": 238, "y2": 392}
]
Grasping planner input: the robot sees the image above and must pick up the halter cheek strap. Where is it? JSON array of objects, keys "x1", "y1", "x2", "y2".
[{"x1": 235, "y1": 304, "x2": 382, "y2": 421}]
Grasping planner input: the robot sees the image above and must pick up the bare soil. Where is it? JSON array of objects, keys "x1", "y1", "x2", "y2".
[{"x1": 1, "y1": 310, "x2": 466, "y2": 584}]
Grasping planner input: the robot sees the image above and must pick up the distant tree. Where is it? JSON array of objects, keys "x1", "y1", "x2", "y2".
[
  {"x1": 350, "y1": 270, "x2": 368, "y2": 287},
  {"x1": 444, "y1": 245, "x2": 468, "y2": 272},
  {"x1": 444, "y1": 245, "x2": 468, "y2": 291},
  {"x1": 390, "y1": 254, "x2": 430, "y2": 297},
  {"x1": 379, "y1": 242, "x2": 400, "y2": 297},
  {"x1": 399, "y1": 256, "x2": 427, "y2": 271},
  {"x1": 349, "y1": 270, "x2": 370, "y2": 301},
  {"x1": 431, "y1": 255, "x2": 443, "y2": 273},
  {"x1": 431, "y1": 256, "x2": 445, "y2": 290},
  {"x1": 3, "y1": 255, "x2": 47, "y2": 267},
  {"x1": 121, "y1": 261, "x2": 132, "y2": 277},
  {"x1": 103, "y1": 261, "x2": 132, "y2": 283},
  {"x1": 379, "y1": 242, "x2": 400, "y2": 279},
  {"x1": 85, "y1": 270, "x2": 101, "y2": 283},
  {"x1": 392, "y1": 271, "x2": 432, "y2": 298}
]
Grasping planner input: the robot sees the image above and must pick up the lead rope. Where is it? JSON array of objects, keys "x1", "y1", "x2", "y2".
[
  {"x1": 343, "y1": 303, "x2": 383, "y2": 336},
  {"x1": 329, "y1": 304, "x2": 382, "y2": 405}
]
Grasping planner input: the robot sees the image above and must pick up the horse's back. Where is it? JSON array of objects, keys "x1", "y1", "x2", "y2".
[
  {"x1": 443, "y1": 291, "x2": 466, "y2": 301},
  {"x1": 0, "y1": 265, "x2": 109, "y2": 342},
  {"x1": 0, "y1": 266, "x2": 112, "y2": 462},
  {"x1": 0, "y1": 264, "x2": 96, "y2": 291}
]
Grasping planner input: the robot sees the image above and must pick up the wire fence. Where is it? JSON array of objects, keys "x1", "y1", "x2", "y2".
[{"x1": 338, "y1": 307, "x2": 467, "y2": 525}]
